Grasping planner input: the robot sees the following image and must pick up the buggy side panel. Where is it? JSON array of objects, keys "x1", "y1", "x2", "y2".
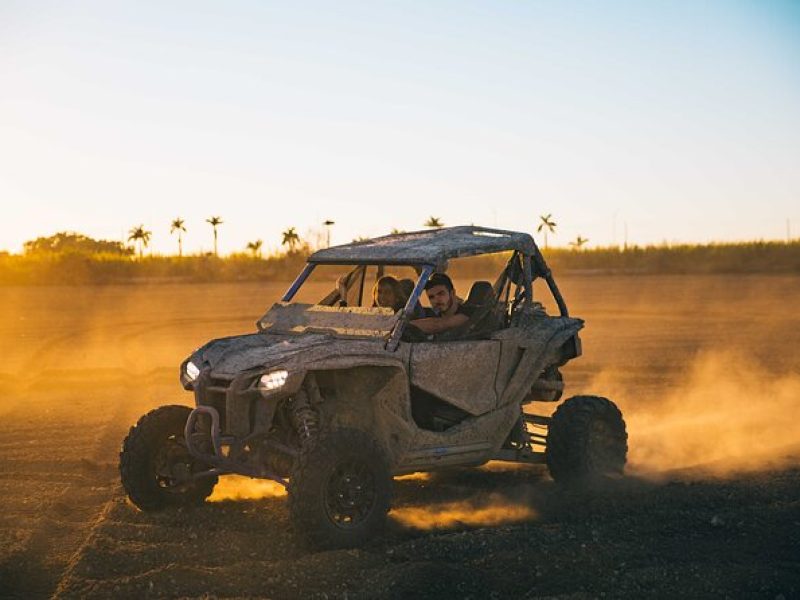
[
  {"x1": 396, "y1": 317, "x2": 584, "y2": 470},
  {"x1": 395, "y1": 402, "x2": 519, "y2": 472},
  {"x1": 409, "y1": 341, "x2": 501, "y2": 416}
]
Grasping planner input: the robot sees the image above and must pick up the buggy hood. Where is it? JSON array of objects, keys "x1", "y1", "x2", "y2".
[{"x1": 186, "y1": 302, "x2": 397, "y2": 378}]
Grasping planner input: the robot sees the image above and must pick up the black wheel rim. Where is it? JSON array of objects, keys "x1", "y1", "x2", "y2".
[
  {"x1": 323, "y1": 459, "x2": 377, "y2": 529},
  {"x1": 153, "y1": 434, "x2": 197, "y2": 494}
]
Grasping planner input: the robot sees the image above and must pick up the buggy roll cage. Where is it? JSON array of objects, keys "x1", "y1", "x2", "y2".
[{"x1": 278, "y1": 245, "x2": 569, "y2": 351}]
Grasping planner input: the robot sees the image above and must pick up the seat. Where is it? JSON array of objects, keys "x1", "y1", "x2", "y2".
[
  {"x1": 434, "y1": 281, "x2": 502, "y2": 341},
  {"x1": 465, "y1": 281, "x2": 494, "y2": 307}
]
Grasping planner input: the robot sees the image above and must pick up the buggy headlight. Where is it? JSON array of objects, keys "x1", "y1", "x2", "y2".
[
  {"x1": 259, "y1": 369, "x2": 288, "y2": 391},
  {"x1": 185, "y1": 361, "x2": 200, "y2": 382}
]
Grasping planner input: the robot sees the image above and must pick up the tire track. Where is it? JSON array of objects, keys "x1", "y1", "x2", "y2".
[{"x1": 0, "y1": 375, "x2": 161, "y2": 599}]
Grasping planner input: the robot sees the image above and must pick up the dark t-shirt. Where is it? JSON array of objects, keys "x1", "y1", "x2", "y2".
[
  {"x1": 403, "y1": 301, "x2": 475, "y2": 342},
  {"x1": 455, "y1": 302, "x2": 474, "y2": 317}
]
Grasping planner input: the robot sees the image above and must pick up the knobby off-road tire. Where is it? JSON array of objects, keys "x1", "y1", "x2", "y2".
[
  {"x1": 120, "y1": 405, "x2": 218, "y2": 511},
  {"x1": 288, "y1": 428, "x2": 392, "y2": 549},
  {"x1": 546, "y1": 395, "x2": 628, "y2": 484}
]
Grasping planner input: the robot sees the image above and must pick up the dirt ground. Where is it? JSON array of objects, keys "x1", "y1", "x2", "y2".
[{"x1": 1, "y1": 275, "x2": 798, "y2": 599}]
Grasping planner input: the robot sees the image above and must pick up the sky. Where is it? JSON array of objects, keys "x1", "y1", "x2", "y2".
[{"x1": 1, "y1": 0, "x2": 799, "y2": 255}]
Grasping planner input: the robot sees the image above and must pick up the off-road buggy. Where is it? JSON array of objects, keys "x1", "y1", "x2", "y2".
[{"x1": 120, "y1": 226, "x2": 627, "y2": 548}]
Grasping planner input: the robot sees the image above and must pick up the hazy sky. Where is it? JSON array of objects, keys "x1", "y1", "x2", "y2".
[{"x1": 2, "y1": 1, "x2": 799, "y2": 255}]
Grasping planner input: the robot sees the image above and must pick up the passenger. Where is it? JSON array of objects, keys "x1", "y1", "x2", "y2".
[
  {"x1": 372, "y1": 276, "x2": 405, "y2": 312},
  {"x1": 397, "y1": 278, "x2": 415, "y2": 303},
  {"x1": 409, "y1": 273, "x2": 472, "y2": 334}
]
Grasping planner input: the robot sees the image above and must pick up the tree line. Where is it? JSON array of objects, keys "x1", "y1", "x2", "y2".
[
  {"x1": 2, "y1": 233, "x2": 798, "y2": 286},
  {"x1": 128, "y1": 217, "x2": 300, "y2": 259},
  {"x1": 32, "y1": 213, "x2": 594, "y2": 260},
  {"x1": 4, "y1": 212, "x2": 798, "y2": 285}
]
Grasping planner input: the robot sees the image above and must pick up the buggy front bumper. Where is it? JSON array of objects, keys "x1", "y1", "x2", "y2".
[{"x1": 183, "y1": 405, "x2": 289, "y2": 486}]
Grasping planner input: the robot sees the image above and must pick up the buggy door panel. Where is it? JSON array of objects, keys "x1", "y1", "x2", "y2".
[
  {"x1": 409, "y1": 341, "x2": 501, "y2": 415},
  {"x1": 494, "y1": 335, "x2": 525, "y2": 403}
]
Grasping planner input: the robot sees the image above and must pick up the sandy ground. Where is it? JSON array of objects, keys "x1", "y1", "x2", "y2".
[{"x1": 0, "y1": 275, "x2": 798, "y2": 599}]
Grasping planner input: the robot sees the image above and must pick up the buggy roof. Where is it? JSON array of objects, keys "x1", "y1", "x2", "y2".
[{"x1": 309, "y1": 226, "x2": 537, "y2": 268}]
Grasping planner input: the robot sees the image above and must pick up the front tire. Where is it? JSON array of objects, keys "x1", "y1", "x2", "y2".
[
  {"x1": 120, "y1": 405, "x2": 218, "y2": 511},
  {"x1": 546, "y1": 395, "x2": 628, "y2": 484},
  {"x1": 288, "y1": 428, "x2": 392, "y2": 549}
]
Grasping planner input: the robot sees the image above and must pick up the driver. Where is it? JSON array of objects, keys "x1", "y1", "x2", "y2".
[{"x1": 409, "y1": 273, "x2": 472, "y2": 334}]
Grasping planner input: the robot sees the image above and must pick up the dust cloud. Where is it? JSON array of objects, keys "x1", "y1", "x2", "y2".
[
  {"x1": 207, "y1": 474, "x2": 538, "y2": 530},
  {"x1": 4, "y1": 277, "x2": 798, "y2": 537},
  {"x1": 199, "y1": 348, "x2": 800, "y2": 511},
  {"x1": 209, "y1": 475, "x2": 287, "y2": 501},
  {"x1": 391, "y1": 493, "x2": 536, "y2": 529},
  {"x1": 598, "y1": 351, "x2": 800, "y2": 478},
  {"x1": 394, "y1": 472, "x2": 432, "y2": 482}
]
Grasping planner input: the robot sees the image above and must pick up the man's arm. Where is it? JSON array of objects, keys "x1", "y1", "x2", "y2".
[{"x1": 409, "y1": 313, "x2": 469, "y2": 334}]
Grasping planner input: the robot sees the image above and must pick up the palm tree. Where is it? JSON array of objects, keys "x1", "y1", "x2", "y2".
[
  {"x1": 127, "y1": 225, "x2": 152, "y2": 259},
  {"x1": 170, "y1": 218, "x2": 186, "y2": 257},
  {"x1": 206, "y1": 216, "x2": 223, "y2": 256},
  {"x1": 537, "y1": 214, "x2": 557, "y2": 249},
  {"x1": 246, "y1": 239, "x2": 263, "y2": 258},
  {"x1": 323, "y1": 219, "x2": 335, "y2": 248},
  {"x1": 424, "y1": 216, "x2": 444, "y2": 229},
  {"x1": 390, "y1": 228, "x2": 405, "y2": 235},
  {"x1": 569, "y1": 235, "x2": 589, "y2": 250},
  {"x1": 281, "y1": 227, "x2": 300, "y2": 253}
]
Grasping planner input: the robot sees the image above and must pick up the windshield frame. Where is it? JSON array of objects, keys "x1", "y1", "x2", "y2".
[
  {"x1": 281, "y1": 262, "x2": 430, "y2": 309},
  {"x1": 274, "y1": 252, "x2": 567, "y2": 348},
  {"x1": 278, "y1": 262, "x2": 434, "y2": 347}
]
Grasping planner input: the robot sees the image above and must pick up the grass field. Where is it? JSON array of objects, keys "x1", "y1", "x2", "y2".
[
  {"x1": 0, "y1": 275, "x2": 798, "y2": 598},
  {"x1": 2, "y1": 238, "x2": 799, "y2": 285}
]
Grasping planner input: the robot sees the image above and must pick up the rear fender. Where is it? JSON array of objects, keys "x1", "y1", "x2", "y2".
[
  {"x1": 558, "y1": 333, "x2": 582, "y2": 364},
  {"x1": 498, "y1": 318, "x2": 584, "y2": 409}
]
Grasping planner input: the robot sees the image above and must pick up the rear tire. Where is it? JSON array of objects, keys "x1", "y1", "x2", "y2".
[
  {"x1": 120, "y1": 405, "x2": 218, "y2": 511},
  {"x1": 288, "y1": 428, "x2": 392, "y2": 549},
  {"x1": 546, "y1": 395, "x2": 627, "y2": 484}
]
